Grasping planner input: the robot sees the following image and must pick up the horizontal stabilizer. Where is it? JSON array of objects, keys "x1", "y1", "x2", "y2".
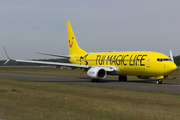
[
  {"x1": 3, "y1": 59, "x2": 10, "y2": 65},
  {"x1": 3, "y1": 46, "x2": 13, "y2": 65},
  {"x1": 3, "y1": 46, "x2": 10, "y2": 59},
  {"x1": 36, "y1": 52, "x2": 70, "y2": 59}
]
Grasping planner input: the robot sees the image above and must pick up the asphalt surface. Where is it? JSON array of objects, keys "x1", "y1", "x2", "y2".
[{"x1": 0, "y1": 72, "x2": 180, "y2": 94}]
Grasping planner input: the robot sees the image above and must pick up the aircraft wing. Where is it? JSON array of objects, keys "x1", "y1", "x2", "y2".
[
  {"x1": 3, "y1": 46, "x2": 117, "y2": 72},
  {"x1": 16, "y1": 59, "x2": 90, "y2": 68},
  {"x1": 15, "y1": 59, "x2": 116, "y2": 72}
]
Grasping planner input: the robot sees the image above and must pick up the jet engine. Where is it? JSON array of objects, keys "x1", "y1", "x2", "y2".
[{"x1": 87, "y1": 67, "x2": 107, "y2": 79}]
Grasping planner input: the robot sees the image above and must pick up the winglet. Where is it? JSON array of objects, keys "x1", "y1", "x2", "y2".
[
  {"x1": 3, "y1": 46, "x2": 12, "y2": 65},
  {"x1": 170, "y1": 50, "x2": 174, "y2": 62}
]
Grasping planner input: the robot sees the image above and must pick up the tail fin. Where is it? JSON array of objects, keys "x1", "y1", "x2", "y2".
[{"x1": 67, "y1": 21, "x2": 87, "y2": 55}]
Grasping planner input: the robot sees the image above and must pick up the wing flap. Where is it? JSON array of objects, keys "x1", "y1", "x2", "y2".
[{"x1": 16, "y1": 59, "x2": 90, "y2": 68}]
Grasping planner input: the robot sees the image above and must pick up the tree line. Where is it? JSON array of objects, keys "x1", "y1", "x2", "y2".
[{"x1": 174, "y1": 55, "x2": 180, "y2": 66}]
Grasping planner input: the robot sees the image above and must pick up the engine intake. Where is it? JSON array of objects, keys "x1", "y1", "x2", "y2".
[{"x1": 87, "y1": 67, "x2": 107, "y2": 79}]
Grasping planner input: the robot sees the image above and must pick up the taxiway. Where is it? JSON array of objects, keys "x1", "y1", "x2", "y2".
[{"x1": 0, "y1": 72, "x2": 180, "y2": 94}]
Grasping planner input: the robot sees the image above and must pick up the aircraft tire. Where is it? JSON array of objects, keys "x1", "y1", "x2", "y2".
[
  {"x1": 123, "y1": 75, "x2": 127, "y2": 81},
  {"x1": 159, "y1": 80, "x2": 162, "y2": 84},
  {"x1": 118, "y1": 75, "x2": 123, "y2": 81},
  {"x1": 157, "y1": 80, "x2": 162, "y2": 85},
  {"x1": 119, "y1": 75, "x2": 127, "y2": 81},
  {"x1": 156, "y1": 80, "x2": 159, "y2": 85}
]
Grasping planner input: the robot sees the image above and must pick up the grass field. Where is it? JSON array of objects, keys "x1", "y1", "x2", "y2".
[{"x1": 0, "y1": 67, "x2": 180, "y2": 120}]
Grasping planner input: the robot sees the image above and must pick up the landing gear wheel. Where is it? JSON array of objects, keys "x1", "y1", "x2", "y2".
[
  {"x1": 156, "y1": 79, "x2": 162, "y2": 85},
  {"x1": 156, "y1": 80, "x2": 159, "y2": 85},
  {"x1": 119, "y1": 75, "x2": 127, "y2": 81},
  {"x1": 119, "y1": 75, "x2": 123, "y2": 81},
  {"x1": 123, "y1": 75, "x2": 127, "y2": 81}
]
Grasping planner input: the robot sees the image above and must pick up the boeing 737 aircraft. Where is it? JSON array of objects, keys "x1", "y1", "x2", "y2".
[{"x1": 3, "y1": 21, "x2": 177, "y2": 84}]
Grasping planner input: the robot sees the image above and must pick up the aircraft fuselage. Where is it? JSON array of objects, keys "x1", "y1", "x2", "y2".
[{"x1": 70, "y1": 51, "x2": 177, "y2": 77}]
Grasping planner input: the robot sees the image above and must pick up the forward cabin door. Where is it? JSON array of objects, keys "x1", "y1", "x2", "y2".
[{"x1": 146, "y1": 55, "x2": 152, "y2": 68}]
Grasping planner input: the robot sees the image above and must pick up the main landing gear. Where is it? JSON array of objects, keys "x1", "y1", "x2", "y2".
[
  {"x1": 156, "y1": 79, "x2": 162, "y2": 85},
  {"x1": 119, "y1": 75, "x2": 127, "y2": 81}
]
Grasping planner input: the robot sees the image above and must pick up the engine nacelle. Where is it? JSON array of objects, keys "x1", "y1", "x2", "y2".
[
  {"x1": 87, "y1": 67, "x2": 107, "y2": 79},
  {"x1": 137, "y1": 76, "x2": 154, "y2": 79}
]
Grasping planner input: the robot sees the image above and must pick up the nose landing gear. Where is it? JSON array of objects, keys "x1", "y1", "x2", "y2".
[{"x1": 156, "y1": 79, "x2": 162, "y2": 85}]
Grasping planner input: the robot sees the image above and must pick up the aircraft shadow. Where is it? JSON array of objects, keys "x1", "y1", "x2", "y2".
[{"x1": 43, "y1": 77, "x2": 179, "y2": 85}]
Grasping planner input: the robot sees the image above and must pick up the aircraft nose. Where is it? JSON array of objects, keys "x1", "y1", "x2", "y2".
[
  {"x1": 168, "y1": 62, "x2": 177, "y2": 73},
  {"x1": 172, "y1": 63, "x2": 177, "y2": 71}
]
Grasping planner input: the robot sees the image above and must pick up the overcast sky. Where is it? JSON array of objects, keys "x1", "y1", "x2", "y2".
[{"x1": 1, "y1": 0, "x2": 180, "y2": 60}]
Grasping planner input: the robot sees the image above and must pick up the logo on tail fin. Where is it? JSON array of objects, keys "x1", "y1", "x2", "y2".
[{"x1": 68, "y1": 37, "x2": 74, "y2": 48}]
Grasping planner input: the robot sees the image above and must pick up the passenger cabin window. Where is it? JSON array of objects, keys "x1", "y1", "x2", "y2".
[{"x1": 157, "y1": 58, "x2": 172, "y2": 62}]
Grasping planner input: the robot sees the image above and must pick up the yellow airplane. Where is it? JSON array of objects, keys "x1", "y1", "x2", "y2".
[{"x1": 3, "y1": 21, "x2": 177, "y2": 84}]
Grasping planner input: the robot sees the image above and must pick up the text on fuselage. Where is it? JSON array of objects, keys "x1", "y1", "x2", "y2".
[{"x1": 96, "y1": 55, "x2": 147, "y2": 66}]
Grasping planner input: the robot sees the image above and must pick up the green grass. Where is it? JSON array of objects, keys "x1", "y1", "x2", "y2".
[
  {"x1": 0, "y1": 78, "x2": 180, "y2": 120},
  {"x1": 0, "y1": 67, "x2": 180, "y2": 120}
]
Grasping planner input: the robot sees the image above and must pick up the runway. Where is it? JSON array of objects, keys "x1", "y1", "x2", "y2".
[{"x1": 0, "y1": 72, "x2": 180, "y2": 94}]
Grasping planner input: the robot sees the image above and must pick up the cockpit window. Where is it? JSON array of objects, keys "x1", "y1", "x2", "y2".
[
  {"x1": 157, "y1": 58, "x2": 172, "y2": 62},
  {"x1": 163, "y1": 59, "x2": 171, "y2": 61}
]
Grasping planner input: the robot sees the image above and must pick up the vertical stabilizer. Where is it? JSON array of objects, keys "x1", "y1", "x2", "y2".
[{"x1": 67, "y1": 21, "x2": 87, "y2": 55}]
